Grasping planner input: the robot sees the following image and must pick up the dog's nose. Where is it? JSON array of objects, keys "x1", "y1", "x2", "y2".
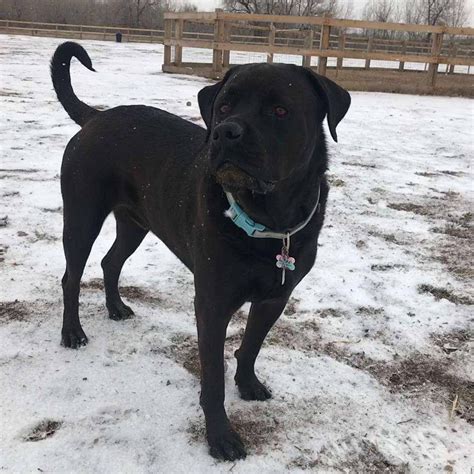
[{"x1": 212, "y1": 122, "x2": 243, "y2": 145}]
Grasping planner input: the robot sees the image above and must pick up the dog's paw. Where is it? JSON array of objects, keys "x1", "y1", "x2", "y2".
[
  {"x1": 106, "y1": 301, "x2": 134, "y2": 321},
  {"x1": 61, "y1": 327, "x2": 88, "y2": 349},
  {"x1": 236, "y1": 376, "x2": 272, "y2": 401},
  {"x1": 208, "y1": 427, "x2": 247, "y2": 461}
]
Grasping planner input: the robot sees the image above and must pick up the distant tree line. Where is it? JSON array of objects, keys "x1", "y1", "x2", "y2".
[
  {"x1": 1, "y1": 0, "x2": 197, "y2": 28},
  {"x1": 361, "y1": 0, "x2": 469, "y2": 38},
  {"x1": 1, "y1": 0, "x2": 469, "y2": 34},
  {"x1": 362, "y1": 0, "x2": 468, "y2": 28},
  {"x1": 224, "y1": 0, "x2": 354, "y2": 18}
]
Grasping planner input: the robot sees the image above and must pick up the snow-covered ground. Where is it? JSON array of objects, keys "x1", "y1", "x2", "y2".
[{"x1": 0, "y1": 34, "x2": 473, "y2": 473}]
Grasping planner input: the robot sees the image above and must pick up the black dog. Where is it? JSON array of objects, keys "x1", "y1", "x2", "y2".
[{"x1": 51, "y1": 42, "x2": 350, "y2": 461}]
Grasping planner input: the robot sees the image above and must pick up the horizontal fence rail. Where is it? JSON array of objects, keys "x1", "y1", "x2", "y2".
[
  {"x1": 161, "y1": 10, "x2": 474, "y2": 87},
  {"x1": 1, "y1": 14, "x2": 473, "y2": 93},
  {"x1": 0, "y1": 19, "x2": 164, "y2": 43}
]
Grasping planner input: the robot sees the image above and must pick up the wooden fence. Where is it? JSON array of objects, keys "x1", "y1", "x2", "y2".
[
  {"x1": 0, "y1": 19, "x2": 164, "y2": 43},
  {"x1": 1, "y1": 15, "x2": 473, "y2": 92},
  {"x1": 162, "y1": 11, "x2": 474, "y2": 87}
]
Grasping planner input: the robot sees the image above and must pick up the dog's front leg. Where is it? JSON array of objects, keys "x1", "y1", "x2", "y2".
[
  {"x1": 194, "y1": 290, "x2": 247, "y2": 461},
  {"x1": 234, "y1": 298, "x2": 288, "y2": 401}
]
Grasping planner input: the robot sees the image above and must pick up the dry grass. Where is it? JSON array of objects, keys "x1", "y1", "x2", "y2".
[
  {"x1": 327, "y1": 67, "x2": 473, "y2": 97},
  {"x1": 188, "y1": 404, "x2": 280, "y2": 453},
  {"x1": 0, "y1": 301, "x2": 29, "y2": 322},
  {"x1": 418, "y1": 284, "x2": 473, "y2": 306},
  {"x1": 24, "y1": 420, "x2": 62, "y2": 442},
  {"x1": 156, "y1": 334, "x2": 201, "y2": 378},
  {"x1": 82, "y1": 279, "x2": 164, "y2": 305}
]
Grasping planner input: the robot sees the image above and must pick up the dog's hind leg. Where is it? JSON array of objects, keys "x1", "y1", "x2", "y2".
[
  {"x1": 61, "y1": 194, "x2": 109, "y2": 349},
  {"x1": 101, "y1": 211, "x2": 147, "y2": 321},
  {"x1": 234, "y1": 297, "x2": 288, "y2": 401}
]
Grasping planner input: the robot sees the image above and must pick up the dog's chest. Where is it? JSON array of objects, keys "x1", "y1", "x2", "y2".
[{"x1": 245, "y1": 239, "x2": 317, "y2": 302}]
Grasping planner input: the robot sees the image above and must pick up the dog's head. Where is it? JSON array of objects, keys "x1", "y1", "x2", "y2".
[{"x1": 198, "y1": 63, "x2": 350, "y2": 194}]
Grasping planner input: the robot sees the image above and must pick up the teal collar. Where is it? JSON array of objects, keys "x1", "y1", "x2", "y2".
[{"x1": 224, "y1": 182, "x2": 321, "y2": 240}]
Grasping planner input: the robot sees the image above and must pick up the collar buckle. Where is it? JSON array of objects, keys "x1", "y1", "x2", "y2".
[{"x1": 226, "y1": 199, "x2": 266, "y2": 237}]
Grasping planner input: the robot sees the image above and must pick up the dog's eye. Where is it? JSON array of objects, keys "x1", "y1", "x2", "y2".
[
  {"x1": 219, "y1": 104, "x2": 231, "y2": 114},
  {"x1": 274, "y1": 106, "x2": 288, "y2": 118}
]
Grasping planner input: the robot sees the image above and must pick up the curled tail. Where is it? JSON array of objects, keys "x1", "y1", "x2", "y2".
[{"x1": 51, "y1": 42, "x2": 99, "y2": 127}]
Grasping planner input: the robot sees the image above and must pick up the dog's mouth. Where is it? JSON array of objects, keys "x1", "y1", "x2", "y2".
[{"x1": 215, "y1": 163, "x2": 276, "y2": 194}]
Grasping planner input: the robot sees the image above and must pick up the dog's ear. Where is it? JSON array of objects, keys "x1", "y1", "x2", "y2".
[
  {"x1": 198, "y1": 66, "x2": 241, "y2": 131},
  {"x1": 304, "y1": 69, "x2": 351, "y2": 142},
  {"x1": 198, "y1": 81, "x2": 222, "y2": 130}
]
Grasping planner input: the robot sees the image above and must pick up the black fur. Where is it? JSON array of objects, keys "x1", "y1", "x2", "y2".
[
  {"x1": 51, "y1": 42, "x2": 350, "y2": 461},
  {"x1": 51, "y1": 42, "x2": 98, "y2": 126}
]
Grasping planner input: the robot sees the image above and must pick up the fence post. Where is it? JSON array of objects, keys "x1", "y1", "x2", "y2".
[
  {"x1": 174, "y1": 19, "x2": 183, "y2": 66},
  {"x1": 267, "y1": 23, "x2": 275, "y2": 64},
  {"x1": 223, "y1": 20, "x2": 230, "y2": 68},
  {"x1": 212, "y1": 9, "x2": 224, "y2": 76},
  {"x1": 163, "y1": 18, "x2": 172, "y2": 68},
  {"x1": 302, "y1": 29, "x2": 313, "y2": 67},
  {"x1": 399, "y1": 40, "x2": 406, "y2": 71},
  {"x1": 427, "y1": 32, "x2": 443, "y2": 87},
  {"x1": 365, "y1": 36, "x2": 373, "y2": 70},
  {"x1": 448, "y1": 42, "x2": 457, "y2": 74},
  {"x1": 317, "y1": 23, "x2": 330, "y2": 76},
  {"x1": 337, "y1": 33, "x2": 345, "y2": 70}
]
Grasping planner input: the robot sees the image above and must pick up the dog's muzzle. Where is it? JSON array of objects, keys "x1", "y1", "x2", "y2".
[
  {"x1": 210, "y1": 122, "x2": 275, "y2": 193},
  {"x1": 215, "y1": 162, "x2": 275, "y2": 194}
]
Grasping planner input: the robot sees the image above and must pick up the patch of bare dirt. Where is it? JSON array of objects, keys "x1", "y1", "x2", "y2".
[
  {"x1": 81, "y1": 279, "x2": 104, "y2": 291},
  {"x1": 440, "y1": 170, "x2": 465, "y2": 177},
  {"x1": 381, "y1": 357, "x2": 473, "y2": 425},
  {"x1": 0, "y1": 244, "x2": 7, "y2": 263},
  {"x1": 24, "y1": 420, "x2": 62, "y2": 442},
  {"x1": 431, "y1": 224, "x2": 471, "y2": 240},
  {"x1": 368, "y1": 230, "x2": 407, "y2": 245},
  {"x1": 284, "y1": 297, "x2": 306, "y2": 316},
  {"x1": 0, "y1": 168, "x2": 40, "y2": 173},
  {"x1": 356, "y1": 306, "x2": 384, "y2": 316},
  {"x1": 431, "y1": 328, "x2": 472, "y2": 354},
  {"x1": 41, "y1": 207, "x2": 62, "y2": 213},
  {"x1": 416, "y1": 171, "x2": 465, "y2": 178},
  {"x1": 387, "y1": 202, "x2": 432, "y2": 216},
  {"x1": 418, "y1": 284, "x2": 473, "y2": 305},
  {"x1": 82, "y1": 279, "x2": 163, "y2": 305},
  {"x1": 0, "y1": 300, "x2": 29, "y2": 322},
  {"x1": 327, "y1": 175, "x2": 346, "y2": 187},
  {"x1": 371, "y1": 263, "x2": 407, "y2": 272},
  {"x1": 263, "y1": 318, "x2": 322, "y2": 353},
  {"x1": 342, "y1": 161, "x2": 377, "y2": 169},
  {"x1": 386, "y1": 193, "x2": 472, "y2": 282},
  {"x1": 314, "y1": 438, "x2": 409, "y2": 473},
  {"x1": 324, "y1": 347, "x2": 474, "y2": 426},
  {"x1": 153, "y1": 334, "x2": 201, "y2": 378},
  {"x1": 432, "y1": 212, "x2": 473, "y2": 280},
  {"x1": 318, "y1": 308, "x2": 345, "y2": 319},
  {"x1": 2, "y1": 190, "x2": 20, "y2": 198},
  {"x1": 415, "y1": 171, "x2": 438, "y2": 177},
  {"x1": 188, "y1": 404, "x2": 281, "y2": 454},
  {"x1": 32, "y1": 230, "x2": 59, "y2": 242}
]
